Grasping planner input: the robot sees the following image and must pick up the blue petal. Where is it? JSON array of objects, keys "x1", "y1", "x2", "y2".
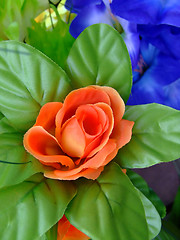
[
  {"x1": 138, "y1": 24, "x2": 180, "y2": 59},
  {"x1": 69, "y1": 2, "x2": 113, "y2": 38},
  {"x1": 117, "y1": 17, "x2": 140, "y2": 69},
  {"x1": 110, "y1": 0, "x2": 161, "y2": 24},
  {"x1": 110, "y1": 0, "x2": 180, "y2": 26},
  {"x1": 127, "y1": 43, "x2": 180, "y2": 110},
  {"x1": 160, "y1": 0, "x2": 180, "y2": 26},
  {"x1": 65, "y1": 0, "x2": 101, "y2": 12}
]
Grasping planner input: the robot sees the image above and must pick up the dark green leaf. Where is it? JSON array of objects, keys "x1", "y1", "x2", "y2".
[
  {"x1": 66, "y1": 24, "x2": 132, "y2": 102},
  {"x1": 38, "y1": 224, "x2": 58, "y2": 240},
  {"x1": 127, "y1": 170, "x2": 166, "y2": 219},
  {"x1": 117, "y1": 104, "x2": 180, "y2": 168},
  {"x1": 127, "y1": 169, "x2": 149, "y2": 195},
  {"x1": 148, "y1": 189, "x2": 166, "y2": 219},
  {"x1": 154, "y1": 220, "x2": 180, "y2": 240},
  {"x1": 45, "y1": 224, "x2": 58, "y2": 240},
  {"x1": 168, "y1": 186, "x2": 180, "y2": 228},
  {"x1": 154, "y1": 228, "x2": 176, "y2": 240},
  {"x1": 0, "y1": 174, "x2": 76, "y2": 240},
  {"x1": 137, "y1": 189, "x2": 161, "y2": 239},
  {"x1": 66, "y1": 163, "x2": 149, "y2": 240},
  {"x1": 0, "y1": 41, "x2": 72, "y2": 132}
]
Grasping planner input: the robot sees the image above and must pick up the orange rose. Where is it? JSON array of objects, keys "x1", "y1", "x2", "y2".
[
  {"x1": 23, "y1": 86, "x2": 134, "y2": 180},
  {"x1": 57, "y1": 215, "x2": 89, "y2": 240}
]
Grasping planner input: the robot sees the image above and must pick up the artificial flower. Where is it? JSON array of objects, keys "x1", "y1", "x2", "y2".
[
  {"x1": 110, "y1": 0, "x2": 180, "y2": 59},
  {"x1": 127, "y1": 40, "x2": 180, "y2": 110},
  {"x1": 24, "y1": 86, "x2": 134, "y2": 180},
  {"x1": 110, "y1": 0, "x2": 180, "y2": 26},
  {"x1": 57, "y1": 215, "x2": 89, "y2": 240}
]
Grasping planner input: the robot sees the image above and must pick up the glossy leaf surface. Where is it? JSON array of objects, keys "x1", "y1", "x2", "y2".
[
  {"x1": 66, "y1": 24, "x2": 132, "y2": 102},
  {"x1": 117, "y1": 104, "x2": 180, "y2": 168},
  {"x1": 66, "y1": 163, "x2": 149, "y2": 240},
  {"x1": 0, "y1": 174, "x2": 76, "y2": 240},
  {"x1": 0, "y1": 41, "x2": 72, "y2": 132}
]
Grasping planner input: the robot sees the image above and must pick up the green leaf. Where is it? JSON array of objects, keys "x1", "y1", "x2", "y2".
[
  {"x1": 0, "y1": 131, "x2": 49, "y2": 188},
  {"x1": 0, "y1": 40, "x2": 73, "y2": 132},
  {"x1": 0, "y1": 0, "x2": 49, "y2": 41},
  {"x1": 66, "y1": 163, "x2": 149, "y2": 240},
  {"x1": 117, "y1": 104, "x2": 180, "y2": 168},
  {"x1": 0, "y1": 174, "x2": 76, "y2": 240},
  {"x1": 148, "y1": 189, "x2": 166, "y2": 219},
  {"x1": 26, "y1": 17, "x2": 75, "y2": 70},
  {"x1": 66, "y1": 23, "x2": 132, "y2": 102},
  {"x1": 38, "y1": 224, "x2": 58, "y2": 240},
  {"x1": 127, "y1": 170, "x2": 166, "y2": 219},
  {"x1": 137, "y1": 189, "x2": 161, "y2": 240},
  {"x1": 127, "y1": 169, "x2": 149, "y2": 195},
  {"x1": 45, "y1": 224, "x2": 58, "y2": 240},
  {"x1": 169, "y1": 186, "x2": 180, "y2": 228},
  {"x1": 154, "y1": 229, "x2": 177, "y2": 240},
  {"x1": 154, "y1": 221, "x2": 180, "y2": 240},
  {"x1": 4, "y1": 22, "x2": 19, "y2": 41}
]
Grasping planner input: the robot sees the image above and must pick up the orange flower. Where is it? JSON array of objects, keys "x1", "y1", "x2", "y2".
[
  {"x1": 23, "y1": 86, "x2": 134, "y2": 180},
  {"x1": 57, "y1": 215, "x2": 89, "y2": 240}
]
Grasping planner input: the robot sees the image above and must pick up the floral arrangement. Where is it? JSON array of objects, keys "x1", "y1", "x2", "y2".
[{"x1": 0, "y1": 1, "x2": 180, "y2": 240}]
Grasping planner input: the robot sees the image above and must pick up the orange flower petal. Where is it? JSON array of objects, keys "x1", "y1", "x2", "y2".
[
  {"x1": 35, "y1": 102, "x2": 63, "y2": 134},
  {"x1": 44, "y1": 140, "x2": 116, "y2": 180},
  {"x1": 64, "y1": 225, "x2": 90, "y2": 240},
  {"x1": 93, "y1": 85, "x2": 125, "y2": 126},
  {"x1": 45, "y1": 166, "x2": 104, "y2": 181},
  {"x1": 76, "y1": 104, "x2": 105, "y2": 138},
  {"x1": 58, "y1": 216, "x2": 71, "y2": 240},
  {"x1": 86, "y1": 102, "x2": 114, "y2": 158},
  {"x1": 76, "y1": 104, "x2": 108, "y2": 157},
  {"x1": 84, "y1": 139, "x2": 117, "y2": 169},
  {"x1": 60, "y1": 117, "x2": 86, "y2": 158},
  {"x1": 58, "y1": 216, "x2": 89, "y2": 240},
  {"x1": 55, "y1": 87, "x2": 111, "y2": 141},
  {"x1": 111, "y1": 119, "x2": 134, "y2": 149},
  {"x1": 23, "y1": 126, "x2": 75, "y2": 169}
]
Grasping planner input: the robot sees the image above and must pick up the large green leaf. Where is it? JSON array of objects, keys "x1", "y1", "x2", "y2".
[
  {"x1": 66, "y1": 24, "x2": 132, "y2": 102},
  {"x1": 137, "y1": 189, "x2": 161, "y2": 240},
  {"x1": 0, "y1": 41, "x2": 72, "y2": 132},
  {"x1": 66, "y1": 163, "x2": 149, "y2": 240},
  {"x1": 127, "y1": 170, "x2": 166, "y2": 219},
  {"x1": 0, "y1": 174, "x2": 76, "y2": 240},
  {"x1": 117, "y1": 104, "x2": 180, "y2": 168}
]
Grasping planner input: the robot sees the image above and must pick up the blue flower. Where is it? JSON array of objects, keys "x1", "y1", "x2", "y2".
[
  {"x1": 127, "y1": 40, "x2": 180, "y2": 110},
  {"x1": 110, "y1": 0, "x2": 180, "y2": 26},
  {"x1": 110, "y1": 0, "x2": 180, "y2": 60}
]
